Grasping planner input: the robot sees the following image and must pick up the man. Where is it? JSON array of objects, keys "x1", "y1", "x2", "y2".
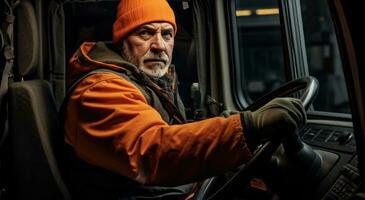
[{"x1": 63, "y1": 0, "x2": 306, "y2": 199}]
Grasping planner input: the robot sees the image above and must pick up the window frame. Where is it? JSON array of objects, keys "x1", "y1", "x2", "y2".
[
  {"x1": 279, "y1": 0, "x2": 309, "y2": 79},
  {"x1": 227, "y1": 0, "x2": 250, "y2": 110}
]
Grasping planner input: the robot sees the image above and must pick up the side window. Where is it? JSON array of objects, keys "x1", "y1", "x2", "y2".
[
  {"x1": 233, "y1": 0, "x2": 286, "y2": 102},
  {"x1": 301, "y1": 0, "x2": 350, "y2": 114},
  {"x1": 232, "y1": 0, "x2": 351, "y2": 115}
]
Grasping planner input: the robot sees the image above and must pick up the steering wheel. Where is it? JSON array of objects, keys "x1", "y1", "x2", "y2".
[{"x1": 195, "y1": 76, "x2": 319, "y2": 200}]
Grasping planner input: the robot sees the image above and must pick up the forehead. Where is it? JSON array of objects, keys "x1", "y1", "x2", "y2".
[{"x1": 136, "y1": 22, "x2": 174, "y2": 31}]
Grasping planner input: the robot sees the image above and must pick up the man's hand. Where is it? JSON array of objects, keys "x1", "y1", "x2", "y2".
[{"x1": 241, "y1": 97, "x2": 306, "y2": 150}]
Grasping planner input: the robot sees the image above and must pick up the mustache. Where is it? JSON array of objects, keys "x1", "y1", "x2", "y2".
[
  {"x1": 143, "y1": 52, "x2": 169, "y2": 64},
  {"x1": 144, "y1": 58, "x2": 167, "y2": 64}
]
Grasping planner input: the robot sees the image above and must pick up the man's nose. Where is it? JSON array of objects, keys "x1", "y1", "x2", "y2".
[{"x1": 150, "y1": 33, "x2": 166, "y2": 52}]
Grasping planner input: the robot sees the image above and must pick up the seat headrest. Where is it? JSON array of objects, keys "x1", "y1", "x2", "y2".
[{"x1": 15, "y1": 0, "x2": 39, "y2": 78}]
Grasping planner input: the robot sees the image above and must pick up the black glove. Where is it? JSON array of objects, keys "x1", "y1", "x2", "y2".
[{"x1": 240, "y1": 97, "x2": 306, "y2": 150}]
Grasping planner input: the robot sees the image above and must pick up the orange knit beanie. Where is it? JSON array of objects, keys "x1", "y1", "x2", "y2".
[{"x1": 112, "y1": 0, "x2": 177, "y2": 44}]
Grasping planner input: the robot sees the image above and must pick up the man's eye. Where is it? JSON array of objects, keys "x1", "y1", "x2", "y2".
[
  {"x1": 162, "y1": 32, "x2": 173, "y2": 40},
  {"x1": 139, "y1": 31, "x2": 153, "y2": 39}
]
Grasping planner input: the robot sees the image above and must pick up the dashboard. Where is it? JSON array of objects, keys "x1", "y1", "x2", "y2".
[{"x1": 299, "y1": 122, "x2": 360, "y2": 200}]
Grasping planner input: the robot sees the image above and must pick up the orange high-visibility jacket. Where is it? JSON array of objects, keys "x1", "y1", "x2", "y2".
[{"x1": 64, "y1": 42, "x2": 253, "y2": 186}]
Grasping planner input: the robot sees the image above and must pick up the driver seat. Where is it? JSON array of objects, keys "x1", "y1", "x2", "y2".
[
  {"x1": 8, "y1": 81, "x2": 71, "y2": 200},
  {"x1": 6, "y1": 0, "x2": 70, "y2": 199}
]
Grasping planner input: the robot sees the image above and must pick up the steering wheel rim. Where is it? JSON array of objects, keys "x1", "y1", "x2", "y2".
[
  {"x1": 195, "y1": 76, "x2": 319, "y2": 200},
  {"x1": 245, "y1": 76, "x2": 318, "y2": 111}
]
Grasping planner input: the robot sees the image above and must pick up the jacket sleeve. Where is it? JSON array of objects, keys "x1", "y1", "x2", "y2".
[{"x1": 67, "y1": 73, "x2": 253, "y2": 186}]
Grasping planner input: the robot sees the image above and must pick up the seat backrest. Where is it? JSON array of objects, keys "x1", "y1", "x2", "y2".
[{"x1": 8, "y1": 80, "x2": 70, "y2": 200}]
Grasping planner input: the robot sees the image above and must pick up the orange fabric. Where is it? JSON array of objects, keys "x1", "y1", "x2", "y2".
[
  {"x1": 65, "y1": 42, "x2": 252, "y2": 186},
  {"x1": 112, "y1": 0, "x2": 177, "y2": 44}
]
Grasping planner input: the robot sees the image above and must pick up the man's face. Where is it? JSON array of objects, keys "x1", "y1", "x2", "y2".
[{"x1": 121, "y1": 22, "x2": 175, "y2": 78}]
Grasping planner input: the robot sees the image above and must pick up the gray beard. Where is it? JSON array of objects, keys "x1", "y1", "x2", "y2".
[{"x1": 121, "y1": 43, "x2": 169, "y2": 78}]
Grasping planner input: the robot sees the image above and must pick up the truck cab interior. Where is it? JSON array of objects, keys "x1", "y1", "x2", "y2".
[{"x1": 0, "y1": 0, "x2": 364, "y2": 199}]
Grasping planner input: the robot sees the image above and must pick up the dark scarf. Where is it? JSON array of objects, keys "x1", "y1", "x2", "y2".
[{"x1": 132, "y1": 66, "x2": 186, "y2": 124}]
